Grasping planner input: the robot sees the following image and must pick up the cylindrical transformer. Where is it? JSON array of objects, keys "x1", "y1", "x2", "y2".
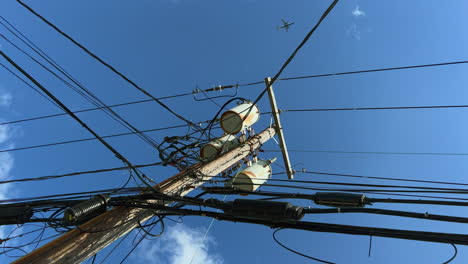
[
  {"x1": 232, "y1": 159, "x2": 272, "y2": 192},
  {"x1": 220, "y1": 102, "x2": 260, "y2": 134},
  {"x1": 200, "y1": 134, "x2": 240, "y2": 160}
]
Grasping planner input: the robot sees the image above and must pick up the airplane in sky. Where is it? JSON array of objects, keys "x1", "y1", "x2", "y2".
[{"x1": 278, "y1": 19, "x2": 295, "y2": 32}]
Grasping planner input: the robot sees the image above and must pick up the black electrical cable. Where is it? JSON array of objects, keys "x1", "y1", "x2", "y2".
[
  {"x1": 303, "y1": 207, "x2": 468, "y2": 224},
  {"x1": 206, "y1": 180, "x2": 468, "y2": 201},
  {"x1": 90, "y1": 254, "x2": 97, "y2": 264},
  {"x1": 96, "y1": 232, "x2": 131, "y2": 264},
  {"x1": 283, "y1": 105, "x2": 468, "y2": 113},
  {"x1": 0, "y1": 123, "x2": 189, "y2": 154},
  {"x1": 0, "y1": 186, "x2": 143, "y2": 204},
  {"x1": 201, "y1": 187, "x2": 468, "y2": 207},
  {"x1": 176, "y1": 58, "x2": 468, "y2": 96},
  {"x1": 368, "y1": 191, "x2": 468, "y2": 202},
  {"x1": 211, "y1": 175, "x2": 468, "y2": 193},
  {"x1": 0, "y1": 93, "x2": 192, "y2": 127},
  {"x1": 266, "y1": 149, "x2": 468, "y2": 156},
  {"x1": 272, "y1": 228, "x2": 334, "y2": 264},
  {"x1": 5, "y1": 53, "x2": 468, "y2": 129},
  {"x1": 0, "y1": 162, "x2": 162, "y2": 185},
  {"x1": 444, "y1": 244, "x2": 457, "y2": 264},
  {"x1": 0, "y1": 61, "x2": 61, "y2": 108},
  {"x1": 0, "y1": 34, "x2": 164, "y2": 153},
  {"x1": 279, "y1": 61, "x2": 468, "y2": 81},
  {"x1": 0, "y1": 232, "x2": 61, "y2": 257},
  {"x1": 243, "y1": 0, "x2": 339, "y2": 120},
  {"x1": 136, "y1": 215, "x2": 165, "y2": 237},
  {"x1": 0, "y1": 50, "x2": 161, "y2": 193},
  {"x1": 208, "y1": 181, "x2": 468, "y2": 194},
  {"x1": 277, "y1": 170, "x2": 468, "y2": 187},
  {"x1": 118, "y1": 224, "x2": 156, "y2": 264},
  {"x1": 117, "y1": 201, "x2": 468, "y2": 245},
  {"x1": 16, "y1": 0, "x2": 196, "y2": 128}
]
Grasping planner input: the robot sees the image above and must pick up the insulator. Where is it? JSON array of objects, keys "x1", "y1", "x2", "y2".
[
  {"x1": 225, "y1": 199, "x2": 304, "y2": 221},
  {"x1": 314, "y1": 192, "x2": 367, "y2": 208},
  {"x1": 64, "y1": 195, "x2": 109, "y2": 224}
]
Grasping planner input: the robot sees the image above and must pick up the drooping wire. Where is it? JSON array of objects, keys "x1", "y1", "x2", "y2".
[
  {"x1": 272, "y1": 228, "x2": 334, "y2": 264},
  {"x1": 443, "y1": 244, "x2": 458, "y2": 264}
]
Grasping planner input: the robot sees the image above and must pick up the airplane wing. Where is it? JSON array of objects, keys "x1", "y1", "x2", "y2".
[{"x1": 281, "y1": 19, "x2": 287, "y2": 24}]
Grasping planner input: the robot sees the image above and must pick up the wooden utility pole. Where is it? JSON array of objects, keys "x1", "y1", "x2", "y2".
[{"x1": 12, "y1": 127, "x2": 276, "y2": 264}]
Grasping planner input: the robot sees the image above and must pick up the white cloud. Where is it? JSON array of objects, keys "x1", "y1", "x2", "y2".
[
  {"x1": 0, "y1": 152, "x2": 13, "y2": 200},
  {"x1": 0, "y1": 93, "x2": 12, "y2": 107},
  {"x1": 136, "y1": 224, "x2": 223, "y2": 264},
  {"x1": 0, "y1": 125, "x2": 11, "y2": 144},
  {"x1": 352, "y1": 6, "x2": 365, "y2": 17},
  {"x1": 0, "y1": 109, "x2": 14, "y2": 240},
  {"x1": 346, "y1": 24, "x2": 361, "y2": 40}
]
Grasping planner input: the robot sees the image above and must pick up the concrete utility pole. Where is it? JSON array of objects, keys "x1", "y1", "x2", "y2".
[{"x1": 12, "y1": 127, "x2": 276, "y2": 264}]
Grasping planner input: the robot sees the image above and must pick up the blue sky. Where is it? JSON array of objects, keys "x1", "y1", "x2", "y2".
[{"x1": 2, "y1": 0, "x2": 468, "y2": 263}]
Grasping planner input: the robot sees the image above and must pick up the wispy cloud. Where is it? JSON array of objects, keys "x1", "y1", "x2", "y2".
[
  {"x1": 352, "y1": 6, "x2": 365, "y2": 17},
  {"x1": 346, "y1": 23, "x2": 361, "y2": 40},
  {"x1": 347, "y1": 5, "x2": 367, "y2": 40},
  {"x1": 0, "y1": 114, "x2": 13, "y2": 201},
  {"x1": 136, "y1": 224, "x2": 223, "y2": 264},
  {"x1": 0, "y1": 93, "x2": 12, "y2": 107}
]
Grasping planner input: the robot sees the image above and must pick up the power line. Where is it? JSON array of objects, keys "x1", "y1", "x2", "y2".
[
  {"x1": 0, "y1": 50, "x2": 157, "y2": 191},
  {"x1": 212, "y1": 181, "x2": 468, "y2": 194},
  {"x1": 0, "y1": 162, "x2": 162, "y2": 185},
  {"x1": 0, "y1": 33, "x2": 165, "y2": 153},
  {"x1": 273, "y1": 228, "x2": 334, "y2": 264},
  {"x1": 278, "y1": 170, "x2": 468, "y2": 187},
  {"x1": 0, "y1": 93, "x2": 193, "y2": 127},
  {"x1": 265, "y1": 149, "x2": 468, "y2": 156},
  {"x1": 247, "y1": 0, "x2": 339, "y2": 118},
  {"x1": 190, "y1": 59, "x2": 468, "y2": 93},
  {"x1": 210, "y1": 177, "x2": 468, "y2": 193},
  {"x1": 16, "y1": 0, "x2": 195, "y2": 127},
  {"x1": 282, "y1": 104, "x2": 468, "y2": 113},
  {"x1": 0, "y1": 123, "x2": 189, "y2": 153},
  {"x1": 0, "y1": 61, "x2": 61, "y2": 108},
  {"x1": 279, "y1": 60, "x2": 468, "y2": 81}
]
